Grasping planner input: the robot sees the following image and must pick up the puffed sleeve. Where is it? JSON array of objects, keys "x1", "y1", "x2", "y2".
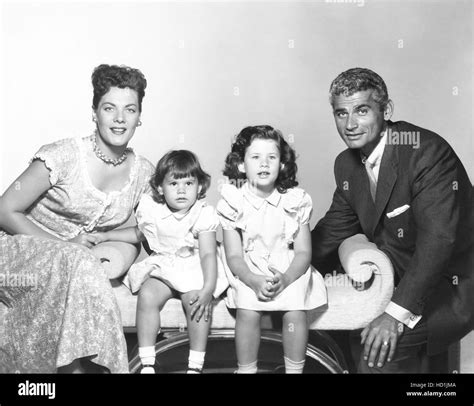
[
  {"x1": 30, "y1": 139, "x2": 74, "y2": 186},
  {"x1": 281, "y1": 188, "x2": 313, "y2": 243},
  {"x1": 193, "y1": 204, "x2": 219, "y2": 236},
  {"x1": 134, "y1": 194, "x2": 160, "y2": 243},
  {"x1": 216, "y1": 184, "x2": 243, "y2": 230},
  {"x1": 297, "y1": 190, "x2": 313, "y2": 225},
  {"x1": 139, "y1": 157, "x2": 155, "y2": 196}
]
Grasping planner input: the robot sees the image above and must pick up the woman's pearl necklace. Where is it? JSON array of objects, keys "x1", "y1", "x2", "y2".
[{"x1": 91, "y1": 132, "x2": 131, "y2": 166}]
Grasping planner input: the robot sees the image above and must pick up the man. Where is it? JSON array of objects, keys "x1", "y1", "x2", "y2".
[{"x1": 311, "y1": 67, "x2": 473, "y2": 373}]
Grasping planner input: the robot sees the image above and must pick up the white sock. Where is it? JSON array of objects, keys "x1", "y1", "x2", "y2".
[
  {"x1": 284, "y1": 356, "x2": 305, "y2": 374},
  {"x1": 139, "y1": 346, "x2": 156, "y2": 367},
  {"x1": 187, "y1": 350, "x2": 205, "y2": 373},
  {"x1": 236, "y1": 360, "x2": 258, "y2": 374}
]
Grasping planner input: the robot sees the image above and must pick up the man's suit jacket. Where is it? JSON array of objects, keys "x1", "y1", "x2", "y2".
[{"x1": 311, "y1": 120, "x2": 473, "y2": 355}]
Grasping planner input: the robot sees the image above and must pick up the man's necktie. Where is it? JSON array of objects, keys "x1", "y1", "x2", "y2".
[{"x1": 364, "y1": 159, "x2": 377, "y2": 202}]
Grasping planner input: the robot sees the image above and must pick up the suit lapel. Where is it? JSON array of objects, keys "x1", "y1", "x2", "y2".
[
  {"x1": 346, "y1": 151, "x2": 376, "y2": 237},
  {"x1": 371, "y1": 140, "x2": 399, "y2": 234}
]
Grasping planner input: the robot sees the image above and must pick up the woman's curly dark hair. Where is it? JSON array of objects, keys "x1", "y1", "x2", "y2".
[
  {"x1": 223, "y1": 125, "x2": 298, "y2": 193},
  {"x1": 150, "y1": 150, "x2": 211, "y2": 204},
  {"x1": 91, "y1": 64, "x2": 147, "y2": 112}
]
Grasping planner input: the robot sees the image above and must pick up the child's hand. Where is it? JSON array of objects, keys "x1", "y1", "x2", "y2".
[
  {"x1": 189, "y1": 289, "x2": 213, "y2": 322},
  {"x1": 267, "y1": 266, "x2": 290, "y2": 297},
  {"x1": 247, "y1": 274, "x2": 275, "y2": 301}
]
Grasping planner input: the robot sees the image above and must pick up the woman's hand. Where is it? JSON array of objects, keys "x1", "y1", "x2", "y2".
[
  {"x1": 189, "y1": 289, "x2": 214, "y2": 322},
  {"x1": 68, "y1": 233, "x2": 106, "y2": 248},
  {"x1": 89, "y1": 232, "x2": 108, "y2": 244},
  {"x1": 267, "y1": 266, "x2": 290, "y2": 297},
  {"x1": 246, "y1": 274, "x2": 275, "y2": 302}
]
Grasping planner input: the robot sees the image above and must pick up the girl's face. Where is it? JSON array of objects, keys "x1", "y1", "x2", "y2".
[
  {"x1": 158, "y1": 173, "x2": 201, "y2": 214},
  {"x1": 92, "y1": 86, "x2": 141, "y2": 149},
  {"x1": 239, "y1": 138, "x2": 282, "y2": 197}
]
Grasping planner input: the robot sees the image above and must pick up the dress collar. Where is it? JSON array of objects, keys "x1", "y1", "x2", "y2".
[
  {"x1": 160, "y1": 199, "x2": 205, "y2": 220},
  {"x1": 242, "y1": 182, "x2": 281, "y2": 209}
]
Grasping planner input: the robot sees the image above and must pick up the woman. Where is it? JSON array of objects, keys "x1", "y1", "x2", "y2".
[{"x1": 0, "y1": 64, "x2": 154, "y2": 373}]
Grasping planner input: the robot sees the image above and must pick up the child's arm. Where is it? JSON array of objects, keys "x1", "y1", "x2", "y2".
[
  {"x1": 269, "y1": 223, "x2": 312, "y2": 296},
  {"x1": 188, "y1": 231, "x2": 218, "y2": 322},
  {"x1": 222, "y1": 228, "x2": 274, "y2": 301},
  {"x1": 91, "y1": 226, "x2": 145, "y2": 245}
]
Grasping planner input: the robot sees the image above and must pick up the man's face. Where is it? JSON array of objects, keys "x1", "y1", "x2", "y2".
[{"x1": 332, "y1": 89, "x2": 392, "y2": 156}]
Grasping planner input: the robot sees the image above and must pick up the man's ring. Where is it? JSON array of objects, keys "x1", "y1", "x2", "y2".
[{"x1": 382, "y1": 341, "x2": 389, "y2": 346}]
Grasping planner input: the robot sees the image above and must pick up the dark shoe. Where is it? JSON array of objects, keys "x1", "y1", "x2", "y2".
[{"x1": 82, "y1": 359, "x2": 111, "y2": 374}]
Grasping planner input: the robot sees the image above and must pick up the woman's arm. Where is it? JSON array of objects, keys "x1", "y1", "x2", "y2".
[
  {"x1": 93, "y1": 226, "x2": 144, "y2": 244},
  {"x1": 269, "y1": 223, "x2": 312, "y2": 295},
  {"x1": 0, "y1": 160, "x2": 61, "y2": 239},
  {"x1": 222, "y1": 228, "x2": 274, "y2": 301}
]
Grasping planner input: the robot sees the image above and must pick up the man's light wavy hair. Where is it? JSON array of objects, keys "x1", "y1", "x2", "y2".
[{"x1": 329, "y1": 67, "x2": 389, "y2": 111}]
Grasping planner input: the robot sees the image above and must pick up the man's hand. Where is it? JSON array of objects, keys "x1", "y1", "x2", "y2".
[
  {"x1": 361, "y1": 312, "x2": 404, "y2": 368},
  {"x1": 189, "y1": 289, "x2": 214, "y2": 322}
]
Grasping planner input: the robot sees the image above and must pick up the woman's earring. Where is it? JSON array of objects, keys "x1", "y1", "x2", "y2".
[
  {"x1": 92, "y1": 117, "x2": 97, "y2": 123},
  {"x1": 137, "y1": 121, "x2": 142, "y2": 127}
]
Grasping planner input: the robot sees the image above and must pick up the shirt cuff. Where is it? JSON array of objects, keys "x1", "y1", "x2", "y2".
[{"x1": 385, "y1": 301, "x2": 422, "y2": 329}]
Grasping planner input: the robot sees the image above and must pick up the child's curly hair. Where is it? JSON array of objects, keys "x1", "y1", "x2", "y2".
[
  {"x1": 150, "y1": 150, "x2": 211, "y2": 204},
  {"x1": 223, "y1": 125, "x2": 298, "y2": 193}
]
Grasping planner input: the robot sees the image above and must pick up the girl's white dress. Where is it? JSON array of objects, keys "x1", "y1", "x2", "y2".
[
  {"x1": 125, "y1": 194, "x2": 228, "y2": 297},
  {"x1": 217, "y1": 183, "x2": 327, "y2": 311}
]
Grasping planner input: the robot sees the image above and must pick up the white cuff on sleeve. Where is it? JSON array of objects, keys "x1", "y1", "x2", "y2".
[{"x1": 385, "y1": 301, "x2": 422, "y2": 329}]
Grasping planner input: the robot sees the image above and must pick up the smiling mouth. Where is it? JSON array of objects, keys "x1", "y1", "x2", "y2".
[
  {"x1": 257, "y1": 171, "x2": 270, "y2": 177},
  {"x1": 345, "y1": 133, "x2": 364, "y2": 138},
  {"x1": 110, "y1": 127, "x2": 127, "y2": 135}
]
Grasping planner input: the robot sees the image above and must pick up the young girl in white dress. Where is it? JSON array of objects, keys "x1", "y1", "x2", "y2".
[
  {"x1": 217, "y1": 125, "x2": 327, "y2": 374},
  {"x1": 94, "y1": 150, "x2": 228, "y2": 373}
]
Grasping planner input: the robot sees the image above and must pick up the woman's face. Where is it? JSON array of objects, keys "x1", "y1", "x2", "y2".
[{"x1": 93, "y1": 86, "x2": 141, "y2": 148}]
